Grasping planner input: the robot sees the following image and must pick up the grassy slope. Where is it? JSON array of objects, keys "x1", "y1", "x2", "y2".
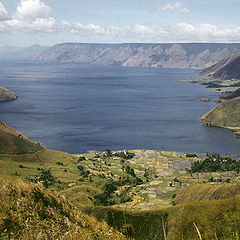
[
  {"x1": 175, "y1": 183, "x2": 240, "y2": 204},
  {"x1": 200, "y1": 96, "x2": 240, "y2": 136},
  {"x1": 0, "y1": 121, "x2": 107, "y2": 207},
  {"x1": 0, "y1": 179, "x2": 126, "y2": 240},
  {"x1": 1, "y1": 177, "x2": 239, "y2": 240},
  {"x1": 1, "y1": 122, "x2": 240, "y2": 239},
  {"x1": 0, "y1": 121, "x2": 43, "y2": 154},
  {"x1": 83, "y1": 195, "x2": 240, "y2": 240}
]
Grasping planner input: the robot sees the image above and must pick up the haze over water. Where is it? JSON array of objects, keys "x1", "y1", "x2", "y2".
[{"x1": 0, "y1": 61, "x2": 240, "y2": 155}]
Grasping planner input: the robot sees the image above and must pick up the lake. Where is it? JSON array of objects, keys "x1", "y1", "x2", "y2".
[{"x1": 0, "y1": 61, "x2": 240, "y2": 154}]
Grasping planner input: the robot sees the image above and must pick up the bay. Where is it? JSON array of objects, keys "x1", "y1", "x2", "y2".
[{"x1": 0, "y1": 61, "x2": 240, "y2": 154}]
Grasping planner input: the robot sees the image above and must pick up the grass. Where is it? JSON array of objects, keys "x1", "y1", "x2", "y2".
[
  {"x1": 1, "y1": 146, "x2": 240, "y2": 239},
  {"x1": 0, "y1": 121, "x2": 43, "y2": 154},
  {"x1": 1, "y1": 122, "x2": 240, "y2": 239},
  {"x1": 83, "y1": 194, "x2": 240, "y2": 240},
  {"x1": 2, "y1": 177, "x2": 240, "y2": 240},
  {"x1": 193, "y1": 223, "x2": 203, "y2": 240},
  {"x1": 0, "y1": 178, "x2": 127, "y2": 240},
  {"x1": 1, "y1": 147, "x2": 240, "y2": 210},
  {"x1": 175, "y1": 183, "x2": 240, "y2": 204}
]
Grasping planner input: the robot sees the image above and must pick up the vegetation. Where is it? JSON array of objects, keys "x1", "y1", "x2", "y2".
[
  {"x1": 84, "y1": 194, "x2": 240, "y2": 240},
  {"x1": 174, "y1": 183, "x2": 240, "y2": 204},
  {"x1": 186, "y1": 153, "x2": 198, "y2": 158},
  {"x1": 188, "y1": 153, "x2": 240, "y2": 173},
  {"x1": 0, "y1": 179, "x2": 126, "y2": 240},
  {"x1": 1, "y1": 122, "x2": 240, "y2": 239},
  {"x1": 0, "y1": 121, "x2": 43, "y2": 154},
  {"x1": 200, "y1": 96, "x2": 240, "y2": 138}
]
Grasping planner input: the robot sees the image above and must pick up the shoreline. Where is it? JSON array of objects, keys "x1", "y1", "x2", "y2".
[{"x1": 182, "y1": 78, "x2": 240, "y2": 94}]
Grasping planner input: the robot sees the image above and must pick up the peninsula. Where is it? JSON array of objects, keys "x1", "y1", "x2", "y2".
[{"x1": 0, "y1": 86, "x2": 17, "y2": 102}]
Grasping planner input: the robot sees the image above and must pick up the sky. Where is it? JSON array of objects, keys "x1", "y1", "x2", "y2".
[{"x1": 0, "y1": 0, "x2": 240, "y2": 46}]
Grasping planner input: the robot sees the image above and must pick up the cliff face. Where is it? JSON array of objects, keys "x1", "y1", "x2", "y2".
[
  {"x1": 34, "y1": 42, "x2": 240, "y2": 69},
  {"x1": 201, "y1": 50, "x2": 240, "y2": 80}
]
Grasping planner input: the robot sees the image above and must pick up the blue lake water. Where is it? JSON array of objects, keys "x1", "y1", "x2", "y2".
[{"x1": 0, "y1": 61, "x2": 240, "y2": 154}]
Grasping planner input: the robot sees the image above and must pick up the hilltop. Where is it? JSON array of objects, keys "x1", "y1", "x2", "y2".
[{"x1": 0, "y1": 86, "x2": 17, "y2": 102}]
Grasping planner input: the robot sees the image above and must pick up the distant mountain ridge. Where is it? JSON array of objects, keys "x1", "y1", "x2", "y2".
[
  {"x1": 34, "y1": 42, "x2": 240, "y2": 69},
  {"x1": 0, "y1": 44, "x2": 48, "y2": 59}
]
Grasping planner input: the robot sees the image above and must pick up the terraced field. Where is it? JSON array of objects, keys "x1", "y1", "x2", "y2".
[{"x1": 75, "y1": 150, "x2": 240, "y2": 210}]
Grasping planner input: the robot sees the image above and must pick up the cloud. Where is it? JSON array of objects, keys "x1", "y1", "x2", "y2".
[
  {"x1": 0, "y1": 2, "x2": 10, "y2": 21},
  {"x1": 175, "y1": 23, "x2": 240, "y2": 42},
  {"x1": 1, "y1": 0, "x2": 240, "y2": 43},
  {"x1": 157, "y1": 2, "x2": 189, "y2": 14},
  {"x1": 14, "y1": 0, "x2": 52, "y2": 20}
]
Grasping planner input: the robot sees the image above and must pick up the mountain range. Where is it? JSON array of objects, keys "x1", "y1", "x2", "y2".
[
  {"x1": 1, "y1": 42, "x2": 240, "y2": 71},
  {"x1": 0, "y1": 44, "x2": 48, "y2": 59},
  {"x1": 32, "y1": 42, "x2": 240, "y2": 69}
]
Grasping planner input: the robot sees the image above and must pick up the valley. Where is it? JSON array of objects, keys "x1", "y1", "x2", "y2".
[{"x1": 1, "y1": 42, "x2": 240, "y2": 239}]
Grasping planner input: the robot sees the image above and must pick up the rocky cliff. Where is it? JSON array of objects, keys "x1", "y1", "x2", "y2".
[
  {"x1": 34, "y1": 42, "x2": 240, "y2": 69},
  {"x1": 200, "y1": 50, "x2": 240, "y2": 80}
]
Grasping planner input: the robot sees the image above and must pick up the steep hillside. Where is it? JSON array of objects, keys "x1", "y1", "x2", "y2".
[
  {"x1": 0, "y1": 121, "x2": 43, "y2": 154},
  {"x1": 201, "y1": 50, "x2": 240, "y2": 80},
  {"x1": 174, "y1": 183, "x2": 240, "y2": 204},
  {"x1": 84, "y1": 195, "x2": 240, "y2": 240},
  {"x1": 0, "y1": 86, "x2": 17, "y2": 102},
  {"x1": 0, "y1": 179, "x2": 126, "y2": 240},
  {"x1": 34, "y1": 42, "x2": 240, "y2": 69}
]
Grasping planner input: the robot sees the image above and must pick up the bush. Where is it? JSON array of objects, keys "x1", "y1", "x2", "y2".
[
  {"x1": 190, "y1": 153, "x2": 240, "y2": 173},
  {"x1": 38, "y1": 169, "x2": 56, "y2": 188},
  {"x1": 186, "y1": 153, "x2": 198, "y2": 158}
]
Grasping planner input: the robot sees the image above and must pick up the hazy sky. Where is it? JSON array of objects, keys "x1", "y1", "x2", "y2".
[{"x1": 0, "y1": 0, "x2": 240, "y2": 46}]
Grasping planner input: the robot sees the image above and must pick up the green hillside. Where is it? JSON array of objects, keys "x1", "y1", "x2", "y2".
[
  {"x1": 1, "y1": 122, "x2": 240, "y2": 239},
  {"x1": 0, "y1": 121, "x2": 43, "y2": 154},
  {"x1": 0, "y1": 179, "x2": 126, "y2": 240},
  {"x1": 200, "y1": 96, "x2": 240, "y2": 137},
  {"x1": 84, "y1": 194, "x2": 240, "y2": 240},
  {"x1": 174, "y1": 183, "x2": 240, "y2": 204}
]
